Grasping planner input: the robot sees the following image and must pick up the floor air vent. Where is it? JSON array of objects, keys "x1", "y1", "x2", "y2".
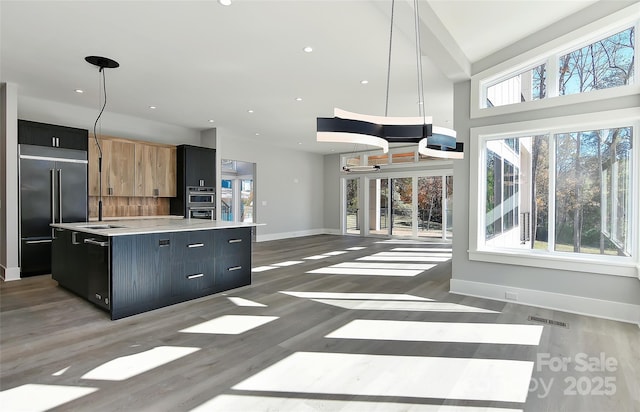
[{"x1": 528, "y1": 315, "x2": 569, "y2": 329}]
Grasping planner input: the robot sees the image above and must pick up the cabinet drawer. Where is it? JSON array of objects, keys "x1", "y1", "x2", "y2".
[
  {"x1": 214, "y1": 228, "x2": 251, "y2": 257},
  {"x1": 215, "y1": 254, "x2": 251, "y2": 292},
  {"x1": 171, "y1": 260, "x2": 215, "y2": 297},
  {"x1": 173, "y1": 231, "x2": 215, "y2": 261}
]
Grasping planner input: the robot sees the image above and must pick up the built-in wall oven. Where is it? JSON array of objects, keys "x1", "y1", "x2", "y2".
[{"x1": 187, "y1": 186, "x2": 215, "y2": 220}]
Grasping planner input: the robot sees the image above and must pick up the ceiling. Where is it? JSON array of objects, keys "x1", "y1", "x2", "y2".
[{"x1": 1, "y1": 0, "x2": 598, "y2": 154}]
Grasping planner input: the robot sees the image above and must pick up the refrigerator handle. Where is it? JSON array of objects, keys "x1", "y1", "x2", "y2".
[
  {"x1": 57, "y1": 169, "x2": 63, "y2": 223},
  {"x1": 50, "y1": 169, "x2": 56, "y2": 237}
]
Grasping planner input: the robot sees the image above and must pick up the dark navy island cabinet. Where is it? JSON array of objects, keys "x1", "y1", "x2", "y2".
[{"x1": 52, "y1": 226, "x2": 252, "y2": 320}]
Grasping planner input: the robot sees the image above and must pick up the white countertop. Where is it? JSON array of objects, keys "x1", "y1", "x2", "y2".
[{"x1": 51, "y1": 218, "x2": 262, "y2": 237}]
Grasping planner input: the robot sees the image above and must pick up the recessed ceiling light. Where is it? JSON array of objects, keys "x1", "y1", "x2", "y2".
[
  {"x1": 74, "y1": 89, "x2": 84, "y2": 94},
  {"x1": 360, "y1": 80, "x2": 369, "y2": 85},
  {"x1": 303, "y1": 46, "x2": 313, "y2": 53},
  {"x1": 218, "y1": 0, "x2": 232, "y2": 5},
  {"x1": 295, "y1": 97, "x2": 303, "y2": 101},
  {"x1": 255, "y1": 133, "x2": 260, "y2": 136},
  {"x1": 248, "y1": 109, "x2": 254, "y2": 113},
  {"x1": 298, "y1": 142, "x2": 302, "y2": 145},
  {"x1": 149, "y1": 106, "x2": 157, "y2": 109},
  {"x1": 208, "y1": 119, "x2": 215, "y2": 123}
]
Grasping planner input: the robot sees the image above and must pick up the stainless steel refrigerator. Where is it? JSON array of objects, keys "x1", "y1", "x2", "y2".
[{"x1": 19, "y1": 144, "x2": 88, "y2": 277}]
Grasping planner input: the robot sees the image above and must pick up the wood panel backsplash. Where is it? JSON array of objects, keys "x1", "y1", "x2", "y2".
[{"x1": 89, "y1": 196, "x2": 171, "y2": 219}]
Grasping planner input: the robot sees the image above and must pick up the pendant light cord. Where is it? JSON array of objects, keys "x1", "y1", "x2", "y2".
[
  {"x1": 384, "y1": 0, "x2": 395, "y2": 117},
  {"x1": 93, "y1": 68, "x2": 107, "y2": 221},
  {"x1": 413, "y1": 0, "x2": 426, "y2": 122},
  {"x1": 93, "y1": 68, "x2": 107, "y2": 159}
]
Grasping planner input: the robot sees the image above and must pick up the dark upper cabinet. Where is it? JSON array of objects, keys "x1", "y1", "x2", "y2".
[
  {"x1": 180, "y1": 145, "x2": 216, "y2": 187},
  {"x1": 171, "y1": 144, "x2": 216, "y2": 217},
  {"x1": 18, "y1": 119, "x2": 88, "y2": 151}
]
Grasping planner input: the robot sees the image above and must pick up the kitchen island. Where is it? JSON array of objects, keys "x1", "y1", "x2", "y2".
[{"x1": 51, "y1": 219, "x2": 259, "y2": 320}]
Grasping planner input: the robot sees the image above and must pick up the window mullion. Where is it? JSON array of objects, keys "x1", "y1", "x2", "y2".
[
  {"x1": 548, "y1": 133, "x2": 556, "y2": 252},
  {"x1": 546, "y1": 55, "x2": 559, "y2": 98}
]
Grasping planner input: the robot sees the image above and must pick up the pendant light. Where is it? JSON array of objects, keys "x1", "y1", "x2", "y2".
[
  {"x1": 316, "y1": 0, "x2": 463, "y2": 161},
  {"x1": 85, "y1": 56, "x2": 119, "y2": 221}
]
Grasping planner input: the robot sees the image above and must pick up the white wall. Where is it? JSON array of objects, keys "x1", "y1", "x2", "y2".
[
  {"x1": 216, "y1": 127, "x2": 325, "y2": 241},
  {"x1": 18, "y1": 96, "x2": 201, "y2": 145},
  {"x1": 452, "y1": 1, "x2": 640, "y2": 324},
  {"x1": 323, "y1": 153, "x2": 341, "y2": 233},
  {"x1": 1, "y1": 83, "x2": 20, "y2": 281}
]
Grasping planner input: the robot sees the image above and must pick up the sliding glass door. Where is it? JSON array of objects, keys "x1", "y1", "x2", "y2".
[
  {"x1": 346, "y1": 172, "x2": 453, "y2": 240},
  {"x1": 391, "y1": 177, "x2": 413, "y2": 237},
  {"x1": 345, "y1": 178, "x2": 360, "y2": 235}
]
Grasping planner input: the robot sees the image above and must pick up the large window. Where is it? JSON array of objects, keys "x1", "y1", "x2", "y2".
[
  {"x1": 470, "y1": 109, "x2": 639, "y2": 276},
  {"x1": 559, "y1": 27, "x2": 635, "y2": 96},
  {"x1": 471, "y1": 4, "x2": 639, "y2": 119}
]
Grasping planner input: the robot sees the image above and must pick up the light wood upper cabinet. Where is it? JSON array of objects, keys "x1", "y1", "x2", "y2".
[
  {"x1": 106, "y1": 139, "x2": 136, "y2": 196},
  {"x1": 135, "y1": 143, "x2": 177, "y2": 197},
  {"x1": 89, "y1": 135, "x2": 176, "y2": 198}
]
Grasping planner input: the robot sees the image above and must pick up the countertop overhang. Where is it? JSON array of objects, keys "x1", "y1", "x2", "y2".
[{"x1": 51, "y1": 219, "x2": 262, "y2": 237}]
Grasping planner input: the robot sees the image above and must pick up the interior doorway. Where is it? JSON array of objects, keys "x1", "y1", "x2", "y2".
[
  {"x1": 220, "y1": 159, "x2": 255, "y2": 224},
  {"x1": 351, "y1": 172, "x2": 454, "y2": 240}
]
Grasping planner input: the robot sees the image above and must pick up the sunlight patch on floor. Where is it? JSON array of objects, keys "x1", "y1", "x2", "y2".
[
  {"x1": 311, "y1": 299, "x2": 499, "y2": 313},
  {"x1": 251, "y1": 266, "x2": 276, "y2": 272},
  {"x1": 326, "y1": 319, "x2": 543, "y2": 345},
  {"x1": 232, "y1": 352, "x2": 533, "y2": 403},
  {"x1": 303, "y1": 255, "x2": 330, "y2": 260},
  {"x1": 52, "y1": 366, "x2": 70, "y2": 376},
  {"x1": 0, "y1": 384, "x2": 98, "y2": 412},
  {"x1": 376, "y1": 240, "x2": 451, "y2": 245},
  {"x1": 346, "y1": 247, "x2": 367, "y2": 251},
  {"x1": 323, "y1": 251, "x2": 348, "y2": 256},
  {"x1": 227, "y1": 297, "x2": 266, "y2": 307},
  {"x1": 272, "y1": 261, "x2": 304, "y2": 267},
  {"x1": 307, "y1": 267, "x2": 424, "y2": 277},
  {"x1": 179, "y1": 315, "x2": 278, "y2": 335},
  {"x1": 190, "y1": 394, "x2": 523, "y2": 412},
  {"x1": 330, "y1": 262, "x2": 436, "y2": 270},
  {"x1": 392, "y1": 247, "x2": 452, "y2": 252},
  {"x1": 358, "y1": 254, "x2": 450, "y2": 262},
  {"x1": 81, "y1": 346, "x2": 199, "y2": 381},
  {"x1": 280, "y1": 291, "x2": 432, "y2": 301}
]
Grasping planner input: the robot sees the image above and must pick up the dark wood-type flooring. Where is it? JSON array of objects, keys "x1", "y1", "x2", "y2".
[{"x1": 1, "y1": 235, "x2": 638, "y2": 411}]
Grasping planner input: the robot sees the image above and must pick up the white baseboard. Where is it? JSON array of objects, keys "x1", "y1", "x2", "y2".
[
  {"x1": 256, "y1": 228, "x2": 338, "y2": 242},
  {"x1": 450, "y1": 278, "x2": 640, "y2": 325},
  {"x1": 1, "y1": 265, "x2": 21, "y2": 281}
]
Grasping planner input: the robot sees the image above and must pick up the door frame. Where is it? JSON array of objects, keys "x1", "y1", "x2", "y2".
[{"x1": 340, "y1": 168, "x2": 453, "y2": 240}]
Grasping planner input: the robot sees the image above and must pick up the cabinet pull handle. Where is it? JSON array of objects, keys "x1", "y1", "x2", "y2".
[
  {"x1": 188, "y1": 243, "x2": 204, "y2": 248},
  {"x1": 25, "y1": 239, "x2": 52, "y2": 244},
  {"x1": 228, "y1": 266, "x2": 242, "y2": 271},
  {"x1": 84, "y1": 238, "x2": 109, "y2": 247},
  {"x1": 57, "y1": 169, "x2": 63, "y2": 223},
  {"x1": 72, "y1": 232, "x2": 80, "y2": 245},
  {"x1": 187, "y1": 273, "x2": 204, "y2": 279},
  {"x1": 228, "y1": 239, "x2": 242, "y2": 244}
]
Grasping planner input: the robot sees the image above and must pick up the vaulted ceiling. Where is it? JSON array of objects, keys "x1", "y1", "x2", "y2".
[{"x1": 0, "y1": 0, "x2": 598, "y2": 154}]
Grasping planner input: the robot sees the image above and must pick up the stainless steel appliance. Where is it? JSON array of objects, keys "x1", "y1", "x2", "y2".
[
  {"x1": 19, "y1": 144, "x2": 88, "y2": 276},
  {"x1": 170, "y1": 144, "x2": 216, "y2": 219},
  {"x1": 187, "y1": 186, "x2": 215, "y2": 220}
]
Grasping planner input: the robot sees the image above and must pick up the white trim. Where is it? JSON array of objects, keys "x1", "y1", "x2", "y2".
[
  {"x1": 256, "y1": 228, "x2": 331, "y2": 243},
  {"x1": 469, "y1": 108, "x2": 640, "y2": 277},
  {"x1": 334, "y1": 108, "x2": 432, "y2": 126},
  {"x1": 450, "y1": 279, "x2": 640, "y2": 325},
  {"x1": 1, "y1": 264, "x2": 21, "y2": 281},
  {"x1": 471, "y1": 3, "x2": 640, "y2": 119}
]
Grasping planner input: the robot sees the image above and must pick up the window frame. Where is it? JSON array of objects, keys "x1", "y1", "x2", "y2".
[
  {"x1": 469, "y1": 107, "x2": 640, "y2": 277},
  {"x1": 471, "y1": 3, "x2": 640, "y2": 119}
]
